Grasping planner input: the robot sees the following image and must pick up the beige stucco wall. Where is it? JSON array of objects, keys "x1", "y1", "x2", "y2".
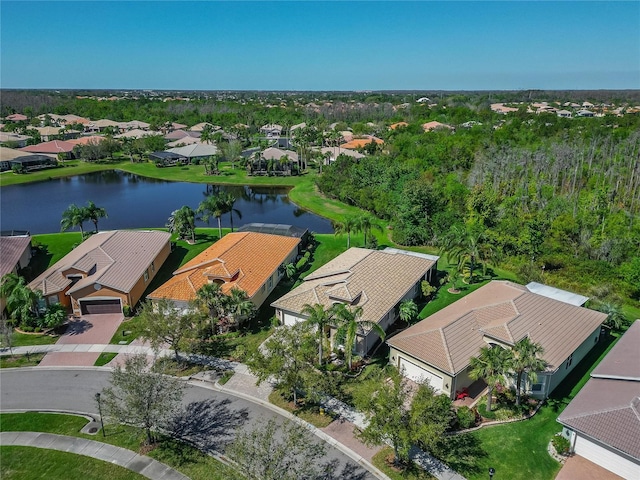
[
  {"x1": 249, "y1": 246, "x2": 298, "y2": 309},
  {"x1": 389, "y1": 346, "x2": 455, "y2": 397}
]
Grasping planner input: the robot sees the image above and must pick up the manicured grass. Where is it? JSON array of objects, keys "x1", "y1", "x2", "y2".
[
  {"x1": 27, "y1": 232, "x2": 83, "y2": 280},
  {"x1": 372, "y1": 447, "x2": 435, "y2": 480},
  {"x1": 0, "y1": 412, "x2": 243, "y2": 480},
  {"x1": 1, "y1": 446, "x2": 146, "y2": 480},
  {"x1": 94, "y1": 352, "x2": 117, "y2": 366},
  {"x1": 11, "y1": 330, "x2": 59, "y2": 347},
  {"x1": 0, "y1": 353, "x2": 45, "y2": 368},
  {"x1": 451, "y1": 332, "x2": 621, "y2": 480},
  {"x1": 109, "y1": 315, "x2": 145, "y2": 345},
  {"x1": 418, "y1": 281, "x2": 489, "y2": 320},
  {"x1": 0, "y1": 161, "x2": 118, "y2": 187},
  {"x1": 268, "y1": 390, "x2": 335, "y2": 428}
]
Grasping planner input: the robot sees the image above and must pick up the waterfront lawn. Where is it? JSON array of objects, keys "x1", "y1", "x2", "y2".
[
  {"x1": 27, "y1": 232, "x2": 82, "y2": 280},
  {"x1": 0, "y1": 161, "x2": 118, "y2": 187},
  {"x1": 452, "y1": 332, "x2": 621, "y2": 480},
  {"x1": 0, "y1": 412, "x2": 243, "y2": 480},
  {"x1": 1, "y1": 446, "x2": 146, "y2": 480}
]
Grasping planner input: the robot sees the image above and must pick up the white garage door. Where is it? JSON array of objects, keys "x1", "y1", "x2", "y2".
[
  {"x1": 283, "y1": 313, "x2": 303, "y2": 326},
  {"x1": 399, "y1": 357, "x2": 443, "y2": 393},
  {"x1": 575, "y1": 435, "x2": 640, "y2": 479}
]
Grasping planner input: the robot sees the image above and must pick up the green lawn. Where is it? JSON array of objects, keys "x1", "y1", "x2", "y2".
[
  {"x1": 0, "y1": 412, "x2": 243, "y2": 480},
  {"x1": 450, "y1": 332, "x2": 621, "y2": 480},
  {"x1": 268, "y1": 390, "x2": 335, "y2": 428},
  {"x1": 27, "y1": 232, "x2": 83, "y2": 280},
  {"x1": 11, "y1": 330, "x2": 59, "y2": 347},
  {"x1": 1, "y1": 446, "x2": 146, "y2": 480},
  {"x1": 94, "y1": 352, "x2": 117, "y2": 366},
  {"x1": 372, "y1": 447, "x2": 435, "y2": 480},
  {"x1": 0, "y1": 353, "x2": 45, "y2": 368}
]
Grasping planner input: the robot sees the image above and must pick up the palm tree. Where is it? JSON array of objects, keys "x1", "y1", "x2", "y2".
[
  {"x1": 284, "y1": 262, "x2": 297, "y2": 280},
  {"x1": 598, "y1": 301, "x2": 626, "y2": 331},
  {"x1": 60, "y1": 203, "x2": 88, "y2": 239},
  {"x1": 469, "y1": 345, "x2": 510, "y2": 412},
  {"x1": 508, "y1": 337, "x2": 547, "y2": 406},
  {"x1": 332, "y1": 303, "x2": 386, "y2": 370},
  {"x1": 85, "y1": 201, "x2": 107, "y2": 233},
  {"x1": 200, "y1": 124, "x2": 214, "y2": 145},
  {"x1": 0, "y1": 273, "x2": 42, "y2": 326},
  {"x1": 166, "y1": 206, "x2": 196, "y2": 243},
  {"x1": 301, "y1": 303, "x2": 333, "y2": 366},
  {"x1": 439, "y1": 223, "x2": 494, "y2": 284},
  {"x1": 197, "y1": 193, "x2": 226, "y2": 239},
  {"x1": 398, "y1": 300, "x2": 418, "y2": 325},
  {"x1": 357, "y1": 214, "x2": 383, "y2": 247},
  {"x1": 226, "y1": 288, "x2": 255, "y2": 329},
  {"x1": 196, "y1": 282, "x2": 226, "y2": 336},
  {"x1": 220, "y1": 192, "x2": 242, "y2": 233},
  {"x1": 333, "y1": 216, "x2": 359, "y2": 249}
]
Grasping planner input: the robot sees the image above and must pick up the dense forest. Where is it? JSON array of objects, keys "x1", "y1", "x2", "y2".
[{"x1": 2, "y1": 89, "x2": 639, "y2": 305}]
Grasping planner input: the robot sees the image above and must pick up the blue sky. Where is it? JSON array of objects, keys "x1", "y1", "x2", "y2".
[{"x1": 1, "y1": 1, "x2": 639, "y2": 90}]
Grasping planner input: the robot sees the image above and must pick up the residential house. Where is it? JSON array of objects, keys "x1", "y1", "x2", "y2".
[
  {"x1": 147, "y1": 232, "x2": 300, "y2": 310},
  {"x1": 557, "y1": 320, "x2": 640, "y2": 479},
  {"x1": 491, "y1": 103, "x2": 519, "y2": 114},
  {"x1": 0, "y1": 146, "x2": 32, "y2": 170},
  {"x1": 115, "y1": 129, "x2": 161, "y2": 139},
  {"x1": 28, "y1": 230, "x2": 171, "y2": 316},
  {"x1": 118, "y1": 120, "x2": 150, "y2": 131},
  {"x1": 260, "y1": 124, "x2": 283, "y2": 137},
  {"x1": 167, "y1": 143, "x2": 218, "y2": 162},
  {"x1": 272, "y1": 248, "x2": 439, "y2": 356},
  {"x1": 0, "y1": 235, "x2": 32, "y2": 313},
  {"x1": 557, "y1": 110, "x2": 573, "y2": 118},
  {"x1": 319, "y1": 147, "x2": 364, "y2": 165},
  {"x1": 189, "y1": 122, "x2": 217, "y2": 132},
  {"x1": 67, "y1": 136, "x2": 106, "y2": 147},
  {"x1": 164, "y1": 130, "x2": 201, "y2": 141},
  {"x1": 35, "y1": 126, "x2": 62, "y2": 142},
  {"x1": 577, "y1": 110, "x2": 595, "y2": 117},
  {"x1": 236, "y1": 223, "x2": 309, "y2": 252},
  {"x1": 339, "y1": 136, "x2": 384, "y2": 150},
  {"x1": 149, "y1": 151, "x2": 188, "y2": 167},
  {"x1": 387, "y1": 281, "x2": 607, "y2": 399},
  {"x1": 2, "y1": 155, "x2": 57, "y2": 172},
  {"x1": 167, "y1": 136, "x2": 201, "y2": 147},
  {"x1": 389, "y1": 122, "x2": 409, "y2": 130},
  {"x1": 0, "y1": 132, "x2": 31, "y2": 148},
  {"x1": 86, "y1": 119, "x2": 120, "y2": 133},
  {"x1": 20, "y1": 140, "x2": 76, "y2": 159},
  {"x1": 422, "y1": 121, "x2": 454, "y2": 133},
  {"x1": 5, "y1": 113, "x2": 28, "y2": 122}
]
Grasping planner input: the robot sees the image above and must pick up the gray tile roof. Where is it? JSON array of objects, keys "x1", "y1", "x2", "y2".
[
  {"x1": 271, "y1": 248, "x2": 437, "y2": 330},
  {"x1": 558, "y1": 322, "x2": 640, "y2": 460},
  {"x1": 29, "y1": 230, "x2": 170, "y2": 296},
  {"x1": 0, "y1": 236, "x2": 31, "y2": 277},
  {"x1": 387, "y1": 281, "x2": 607, "y2": 375}
]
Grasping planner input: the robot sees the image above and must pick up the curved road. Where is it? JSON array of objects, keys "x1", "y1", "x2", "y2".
[{"x1": 0, "y1": 368, "x2": 373, "y2": 480}]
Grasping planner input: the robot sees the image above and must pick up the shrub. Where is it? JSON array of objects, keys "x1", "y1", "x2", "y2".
[
  {"x1": 456, "y1": 406, "x2": 476, "y2": 429},
  {"x1": 122, "y1": 305, "x2": 132, "y2": 317},
  {"x1": 552, "y1": 434, "x2": 570, "y2": 455}
]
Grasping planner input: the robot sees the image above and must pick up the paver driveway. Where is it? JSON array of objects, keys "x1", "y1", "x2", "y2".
[{"x1": 39, "y1": 314, "x2": 124, "y2": 367}]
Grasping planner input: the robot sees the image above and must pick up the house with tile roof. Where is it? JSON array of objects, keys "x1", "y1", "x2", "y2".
[
  {"x1": 0, "y1": 235, "x2": 32, "y2": 313},
  {"x1": 339, "y1": 136, "x2": 384, "y2": 150},
  {"x1": 557, "y1": 320, "x2": 640, "y2": 479},
  {"x1": 271, "y1": 247, "x2": 438, "y2": 356},
  {"x1": 20, "y1": 140, "x2": 76, "y2": 157},
  {"x1": 422, "y1": 121, "x2": 454, "y2": 132},
  {"x1": 387, "y1": 280, "x2": 607, "y2": 399},
  {"x1": 29, "y1": 230, "x2": 171, "y2": 316},
  {"x1": 147, "y1": 232, "x2": 300, "y2": 310}
]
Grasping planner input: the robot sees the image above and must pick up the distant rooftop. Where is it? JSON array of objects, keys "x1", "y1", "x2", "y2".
[{"x1": 237, "y1": 223, "x2": 308, "y2": 238}]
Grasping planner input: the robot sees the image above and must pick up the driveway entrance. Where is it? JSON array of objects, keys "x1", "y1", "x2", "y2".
[{"x1": 38, "y1": 313, "x2": 124, "y2": 367}]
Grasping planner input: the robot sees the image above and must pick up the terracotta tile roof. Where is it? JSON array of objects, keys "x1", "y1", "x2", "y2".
[
  {"x1": 339, "y1": 136, "x2": 384, "y2": 150},
  {"x1": 558, "y1": 322, "x2": 640, "y2": 461},
  {"x1": 20, "y1": 140, "x2": 75, "y2": 154},
  {"x1": 272, "y1": 248, "x2": 437, "y2": 331},
  {"x1": 29, "y1": 230, "x2": 170, "y2": 296},
  {"x1": 148, "y1": 232, "x2": 300, "y2": 303},
  {"x1": 67, "y1": 136, "x2": 105, "y2": 146},
  {"x1": 387, "y1": 281, "x2": 607, "y2": 375},
  {"x1": 0, "y1": 236, "x2": 31, "y2": 277},
  {"x1": 389, "y1": 122, "x2": 409, "y2": 130},
  {"x1": 6, "y1": 113, "x2": 27, "y2": 122},
  {"x1": 422, "y1": 121, "x2": 454, "y2": 132}
]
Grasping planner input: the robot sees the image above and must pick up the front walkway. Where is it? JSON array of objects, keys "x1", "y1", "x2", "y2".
[{"x1": 0, "y1": 431, "x2": 190, "y2": 480}]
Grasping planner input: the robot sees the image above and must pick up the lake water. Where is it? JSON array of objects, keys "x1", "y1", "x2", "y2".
[{"x1": 0, "y1": 170, "x2": 333, "y2": 234}]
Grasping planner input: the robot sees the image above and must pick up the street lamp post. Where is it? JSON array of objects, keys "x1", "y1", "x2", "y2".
[
  {"x1": 489, "y1": 467, "x2": 495, "y2": 479},
  {"x1": 95, "y1": 392, "x2": 105, "y2": 438}
]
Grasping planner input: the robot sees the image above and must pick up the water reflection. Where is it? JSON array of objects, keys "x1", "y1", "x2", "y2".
[{"x1": 0, "y1": 171, "x2": 333, "y2": 235}]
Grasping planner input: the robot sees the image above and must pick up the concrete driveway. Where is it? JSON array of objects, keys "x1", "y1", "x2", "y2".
[{"x1": 39, "y1": 314, "x2": 124, "y2": 367}]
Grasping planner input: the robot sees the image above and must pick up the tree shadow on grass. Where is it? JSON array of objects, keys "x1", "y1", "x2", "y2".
[
  {"x1": 319, "y1": 458, "x2": 369, "y2": 480},
  {"x1": 430, "y1": 432, "x2": 487, "y2": 476},
  {"x1": 167, "y1": 398, "x2": 250, "y2": 453}
]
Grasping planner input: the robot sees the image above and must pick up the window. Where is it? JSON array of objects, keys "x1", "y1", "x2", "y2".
[
  {"x1": 151, "y1": 261, "x2": 155, "y2": 273},
  {"x1": 565, "y1": 353, "x2": 573, "y2": 369},
  {"x1": 531, "y1": 383, "x2": 543, "y2": 392},
  {"x1": 48, "y1": 295, "x2": 59, "y2": 306},
  {"x1": 144, "y1": 270, "x2": 149, "y2": 282},
  {"x1": 261, "y1": 284, "x2": 266, "y2": 293},
  {"x1": 268, "y1": 277, "x2": 273, "y2": 290}
]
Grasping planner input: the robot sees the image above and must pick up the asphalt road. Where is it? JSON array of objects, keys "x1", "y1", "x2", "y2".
[{"x1": 0, "y1": 368, "x2": 373, "y2": 480}]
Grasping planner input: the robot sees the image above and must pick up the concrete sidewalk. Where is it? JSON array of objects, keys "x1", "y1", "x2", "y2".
[{"x1": 0, "y1": 431, "x2": 190, "y2": 480}]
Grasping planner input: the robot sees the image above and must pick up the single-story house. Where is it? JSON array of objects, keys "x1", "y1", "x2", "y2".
[
  {"x1": 422, "y1": 121, "x2": 454, "y2": 132},
  {"x1": 272, "y1": 247, "x2": 439, "y2": 356},
  {"x1": 115, "y1": 128, "x2": 161, "y2": 139},
  {"x1": 339, "y1": 136, "x2": 384, "y2": 150},
  {"x1": 0, "y1": 146, "x2": 36, "y2": 170},
  {"x1": 557, "y1": 320, "x2": 640, "y2": 479},
  {"x1": 167, "y1": 136, "x2": 201, "y2": 147},
  {"x1": 147, "y1": 232, "x2": 300, "y2": 310},
  {"x1": 35, "y1": 126, "x2": 63, "y2": 141},
  {"x1": 20, "y1": 140, "x2": 76, "y2": 158},
  {"x1": 28, "y1": 230, "x2": 171, "y2": 316},
  {"x1": 319, "y1": 147, "x2": 365, "y2": 165},
  {"x1": 0, "y1": 235, "x2": 32, "y2": 313},
  {"x1": 117, "y1": 120, "x2": 150, "y2": 131},
  {"x1": 577, "y1": 109, "x2": 595, "y2": 117},
  {"x1": 491, "y1": 103, "x2": 519, "y2": 114},
  {"x1": 5, "y1": 113, "x2": 28, "y2": 122},
  {"x1": 67, "y1": 136, "x2": 106, "y2": 146},
  {"x1": 2, "y1": 155, "x2": 58, "y2": 172},
  {"x1": 86, "y1": 119, "x2": 120, "y2": 133},
  {"x1": 0, "y1": 132, "x2": 31, "y2": 148},
  {"x1": 167, "y1": 143, "x2": 218, "y2": 161},
  {"x1": 557, "y1": 110, "x2": 573, "y2": 118},
  {"x1": 260, "y1": 124, "x2": 283, "y2": 137},
  {"x1": 164, "y1": 130, "x2": 201, "y2": 141},
  {"x1": 387, "y1": 280, "x2": 607, "y2": 399},
  {"x1": 389, "y1": 122, "x2": 409, "y2": 130},
  {"x1": 189, "y1": 122, "x2": 218, "y2": 132}
]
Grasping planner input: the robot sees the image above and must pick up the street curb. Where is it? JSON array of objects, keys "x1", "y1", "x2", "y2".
[{"x1": 189, "y1": 377, "x2": 392, "y2": 480}]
